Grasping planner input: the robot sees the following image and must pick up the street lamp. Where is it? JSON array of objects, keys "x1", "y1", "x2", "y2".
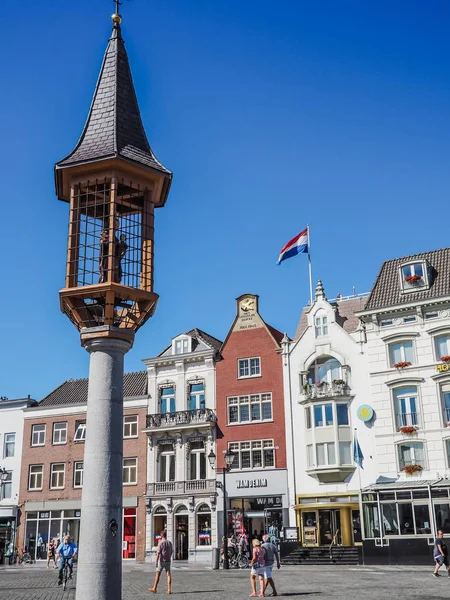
[{"x1": 208, "y1": 449, "x2": 235, "y2": 570}]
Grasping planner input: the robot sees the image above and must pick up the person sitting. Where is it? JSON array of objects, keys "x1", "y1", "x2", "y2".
[{"x1": 56, "y1": 535, "x2": 77, "y2": 585}]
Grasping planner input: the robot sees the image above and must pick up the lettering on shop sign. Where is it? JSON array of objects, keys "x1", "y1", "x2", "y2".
[
  {"x1": 436, "y1": 364, "x2": 450, "y2": 372},
  {"x1": 254, "y1": 497, "x2": 282, "y2": 507},
  {"x1": 236, "y1": 478, "x2": 268, "y2": 489}
]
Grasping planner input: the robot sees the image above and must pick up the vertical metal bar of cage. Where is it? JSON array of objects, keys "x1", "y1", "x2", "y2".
[
  {"x1": 104, "y1": 177, "x2": 117, "y2": 326},
  {"x1": 141, "y1": 189, "x2": 154, "y2": 292}
]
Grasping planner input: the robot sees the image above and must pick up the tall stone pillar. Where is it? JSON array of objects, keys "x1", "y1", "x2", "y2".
[{"x1": 75, "y1": 329, "x2": 133, "y2": 600}]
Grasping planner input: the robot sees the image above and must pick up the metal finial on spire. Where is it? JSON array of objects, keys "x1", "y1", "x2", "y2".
[{"x1": 112, "y1": 0, "x2": 123, "y2": 24}]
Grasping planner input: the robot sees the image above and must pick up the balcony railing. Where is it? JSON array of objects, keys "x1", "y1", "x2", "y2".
[
  {"x1": 396, "y1": 412, "x2": 420, "y2": 430},
  {"x1": 303, "y1": 381, "x2": 350, "y2": 400},
  {"x1": 146, "y1": 408, "x2": 217, "y2": 429},
  {"x1": 146, "y1": 479, "x2": 216, "y2": 496}
]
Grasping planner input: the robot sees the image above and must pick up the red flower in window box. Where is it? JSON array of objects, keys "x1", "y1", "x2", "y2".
[
  {"x1": 315, "y1": 381, "x2": 325, "y2": 388},
  {"x1": 393, "y1": 361, "x2": 412, "y2": 369},
  {"x1": 405, "y1": 275, "x2": 422, "y2": 283},
  {"x1": 402, "y1": 464, "x2": 423, "y2": 474},
  {"x1": 440, "y1": 356, "x2": 450, "y2": 363},
  {"x1": 399, "y1": 425, "x2": 418, "y2": 434}
]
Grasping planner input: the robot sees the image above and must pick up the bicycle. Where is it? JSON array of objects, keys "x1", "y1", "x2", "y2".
[
  {"x1": 230, "y1": 549, "x2": 249, "y2": 569},
  {"x1": 61, "y1": 557, "x2": 70, "y2": 591}
]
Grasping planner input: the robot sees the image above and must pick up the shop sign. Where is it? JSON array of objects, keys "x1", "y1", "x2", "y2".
[
  {"x1": 436, "y1": 363, "x2": 450, "y2": 372},
  {"x1": 154, "y1": 506, "x2": 167, "y2": 514},
  {"x1": 304, "y1": 526, "x2": 317, "y2": 545},
  {"x1": 197, "y1": 504, "x2": 210, "y2": 513},
  {"x1": 237, "y1": 478, "x2": 268, "y2": 489},
  {"x1": 249, "y1": 497, "x2": 282, "y2": 509},
  {"x1": 357, "y1": 405, "x2": 374, "y2": 422}
]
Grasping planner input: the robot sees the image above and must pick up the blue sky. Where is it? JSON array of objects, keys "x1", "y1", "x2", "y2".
[{"x1": 2, "y1": 1, "x2": 450, "y2": 399}]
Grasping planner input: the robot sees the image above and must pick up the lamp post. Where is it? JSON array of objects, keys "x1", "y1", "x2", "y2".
[
  {"x1": 0, "y1": 467, "x2": 7, "y2": 501},
  {"x1": 208, "y1": 449, "x2": 235, "y2": 570}
]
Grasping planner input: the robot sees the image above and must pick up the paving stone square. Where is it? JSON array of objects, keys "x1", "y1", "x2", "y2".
[{"x1": 0, "y1": 562, "x2": 448, "y2": 600}]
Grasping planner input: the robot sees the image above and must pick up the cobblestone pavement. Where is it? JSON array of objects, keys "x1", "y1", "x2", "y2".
[{"x1": 0, "y1": 562, "x2": 447, "y2": 600}]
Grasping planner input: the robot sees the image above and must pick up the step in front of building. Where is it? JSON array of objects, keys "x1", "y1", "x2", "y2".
[{"x1": 282, "y1": 546, "x2": 361, "y2": 566}]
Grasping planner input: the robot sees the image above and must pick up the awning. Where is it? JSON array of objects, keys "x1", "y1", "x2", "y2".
[
  {"x1": 244, "y1": 511, "x2": 265, "y2": 518},
  {"x1": 363, "y1": 478, "x2": 447, "y2": 492}
]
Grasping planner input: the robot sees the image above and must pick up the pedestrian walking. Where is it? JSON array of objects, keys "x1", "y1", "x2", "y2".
[
  {"x1": 433, "y1": 529, "x2": 450, "y2": 577},
  {"x1": 46, "y1": 539, "x2": 57, "y2": 569},
  {"x1": 149, "y1": 531, "x2": 173, "y2": 594},
  {"x1": 249, "y1": 538, "x2": 266, "y2": 597},
  {"x1": 262, "y1": 534, "x2": 280, "y2": 596}
]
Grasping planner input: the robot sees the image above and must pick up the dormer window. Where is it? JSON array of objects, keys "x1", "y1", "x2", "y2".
[
  {"x1": 400, "y1": 261, "x2": 429, "y2": 293},
  {"x1": 314, "y1": 311, "x2": 328, "y2": 338},
  {"x1": 174, "y1": 337, "x2": 190, "y2": 355}
]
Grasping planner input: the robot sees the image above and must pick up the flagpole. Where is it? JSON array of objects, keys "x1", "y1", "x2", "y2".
[
  {"x1": 354, "y1": 427, "x2": 364, "y2": 541},
  {"x1": 307, "y1": 224, "x2": 313, "y2": 305}
]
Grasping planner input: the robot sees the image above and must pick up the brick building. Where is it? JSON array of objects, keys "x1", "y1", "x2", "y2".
[
  {"x1": 216, "y1": 294, "x2": 288, "y2": 542},
  {"x1": 17, "y1": 372, "x2": 148, "y2": 561}
]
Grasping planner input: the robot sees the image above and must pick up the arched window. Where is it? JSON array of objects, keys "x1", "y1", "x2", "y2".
[
  {"x1": 159, "y1": 386, "x2": 176, "y2": 414},
  {"x1": 189, "y1": 382, "x2": 205, "y2": 411},
  {"x1": 314, "y1": 311, "x2": 328, "y2": 338},
  {"x1": 307, "y1": 356, "x2": 342, "y2": 384},
  {"x1": 393, "y1": 386, "x2": 419, "y2": 430},
  {"x1": 153, "y1": 506, "x2": 167, "y2": 547}
]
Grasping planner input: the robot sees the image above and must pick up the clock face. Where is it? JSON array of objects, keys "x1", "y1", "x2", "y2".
[{"x1": 240, "y1": 298, "x2": 255, "y2": 313}]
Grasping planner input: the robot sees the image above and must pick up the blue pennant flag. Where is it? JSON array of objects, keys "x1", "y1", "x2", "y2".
[{"x1": 353, "y1": 436, "x2": 364, "y2": 468}]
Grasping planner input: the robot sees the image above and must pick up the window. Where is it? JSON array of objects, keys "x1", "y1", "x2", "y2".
[
  {"x1": 228, "y1": 439, "x2": 275, "y2": 470},
  {"x1": 227, "y1": 393, "x2": 272, "y2": 424},
  {"x1": 52, "y1": 422, "x2": 67, "y2": 445},
  {"x1": 315, "y1": 313, "x2": 328, "y2": 337},
  {"x1": 436, "y1": 335, "x2": 450, "y2": 360},
  {"x1": 398, "y1": 442, "x2": 425, "y2": 470},
  {"x1": 189, "y1": 442, "x2": 206, "y2": 480},
  {"x1": 189, "y1": 383, "x2": 205, "y2": 411},
  {"x1": 307, "y1": 356, "x2": 342, "y2": 384},
  {"x1": 441, "y1": 383, "x2": 450, "y2": 425},
  {"x1": 74, "y1": 421, "x2": 86, "y2": 442},
  {"x1": 197, "y1": 506, "x2": 211, "y2": 546},
  {"x1": 28, "y1": 465, "x2": 43, "y2": 490},
  {"x1": 389, "y1": 341, "x2": 414, "y2": 366},
  {"x1": 123, "y1": 415, "x2": 138, "y2": 438},
  {"x1": 403, "y1": 316, "x2": 417, "y2": 324},
  {"x1": 73, "y1": 461, "x2": 83, "y2": 488},
  {"x1": 336, "y1": 404, "x2": 349, "y2": 426},
  {"x1": 339, "y1": 441, "x2": 352, "y2": 464},
  {"x1": 314, "y1": 404, "x2": 333, "y2": 427},
  {"x1": 238, "y1": 357, "x2": 261, "y2": 379},
  {"x1": 160, "y1": 387, "x2": 175, "y2": 414},
  {"x1": 402, "y1": 263, "x2": 424, "y2": 280},
  {"x1": 306, "y1": 444, "x2": 313, "y2": 468},
  {"x1": 305, "y1": 406, "x2": 312, "y2": 429},
  {"x1": 4, "y1": 433, "x2": 15, "y2": 458},
  {"x1": 50, "y1": 463, "x2": 65, "y2": 489},
  {"x1": 159, "y1": 445, "x2": 175, "y2": 482},
  {"x1": 123, "y1": 458, "x2": 137, "y2": 485},
  {"x1": 175, "y1": 338, "x2": 190, "y2": 355},
  {"x1": 316, "y1": 442, "x2": 335, "y2": 466},
  {"x1": 394, "y1": 387, "x2": 419, "y2": 429},
  {"x1": 31, "y1": 424, "x2": 46, "y2": 446},
  {"x1": 0, "y1": 472, "x2": 12, "y2": 500},
  {"x1": 380, "y1": 319, "x2": 393, "y2": 327},
  {"x1": 425, "y1": 311, "x2": 439, "y2": 320}
]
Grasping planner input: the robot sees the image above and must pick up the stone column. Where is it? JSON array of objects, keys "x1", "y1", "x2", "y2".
[{"x1": 75, "y1": 331, "x2": 133, "y2": 600}]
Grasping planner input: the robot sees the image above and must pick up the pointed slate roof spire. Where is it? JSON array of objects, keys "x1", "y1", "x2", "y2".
[{"x1": 56, "y1": 19, "x2": 171, "y2": 179}]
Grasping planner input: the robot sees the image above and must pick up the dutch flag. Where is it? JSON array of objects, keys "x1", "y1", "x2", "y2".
[{"x1": 277, "y1": 227, "x2": 309, "y2": 265}]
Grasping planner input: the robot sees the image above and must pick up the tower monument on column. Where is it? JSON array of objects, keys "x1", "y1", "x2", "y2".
[{"x1": 54, "y1": 7, "x2": 172, "y2": 600}]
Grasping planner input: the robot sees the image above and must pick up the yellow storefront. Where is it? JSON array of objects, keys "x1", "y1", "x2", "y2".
[{"x1": 295, "y1": 493, "x2": 362, "y2": 547}]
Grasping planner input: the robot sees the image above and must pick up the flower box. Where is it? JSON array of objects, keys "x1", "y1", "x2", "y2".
[
  {"x1": 441, "y1": 356, "x2": 450, "y2": 363},
  {"x1": 399, "y1": 425, "x2": 418, "y2": 434},
  {"x1": 315, "y1": 381, "x2": 325, "y2": 388},
  {"x1": 332, "y1": 379, "x2": 345, "y2": 385},
  {"x1": 405, "y1": 275, "x2": 422, "y2": 283},
  {"x1": 393, "y1": 361, "x2": 412, "y2": 369},
  {"x1": 402, "y1": 464, "x2": 423, "y2": 475}
]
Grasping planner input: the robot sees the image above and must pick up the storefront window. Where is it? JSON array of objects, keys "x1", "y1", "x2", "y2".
[
  {"x1": 123, "y1": 508, "x2": 136, "y2": 559},
  {"x1": 414, "y1": 505, "x2": 431, "y2": 534},
  {"x1": 381, "y1": 504, "x2": 399, "y2": 536},
  {"x1": 397, "y1": 503, "x2": 414, "y2": 535},
  {"x1": 197, "y1": 505, "x2": 211, "y2": 546},
  {"x1": 153, "y1": 507, "x2": 167, "y2": 547},
  {"x1": 363, "y1": 504, "x2": 380, "y2": 538},
  {"x1": 435, "y1": 503, "x2": 450, "y2": 533},
  {"x1": 0, "y1": 519, "x2": 16, "y2": 565}
]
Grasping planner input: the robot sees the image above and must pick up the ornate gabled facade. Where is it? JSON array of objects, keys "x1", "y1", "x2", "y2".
[
  {"x1": 282, "y1": 281, "x2": 372, "y2": 548},
  {"x1": 142, "y1": 329, "x2": 222, "y2": 563}
]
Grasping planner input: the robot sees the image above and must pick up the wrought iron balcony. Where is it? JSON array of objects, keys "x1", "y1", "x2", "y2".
[
  {"x1": 302, "y1": 381, "x2": 351, "y2": 400},
  {"x1": 145, "y1": 408, "x2": 217, "y2": 430},
  {"x1": 146, "y1": 479, "x2": 216, "y2": 496}
]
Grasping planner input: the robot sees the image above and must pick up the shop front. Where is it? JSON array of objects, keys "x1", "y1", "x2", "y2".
[
  {"x1": 21, "y1": 499, "x2": 140, "y2": 561},
  {"x1": 221, "y1": 469, "x2": 289, "y2": 542},
  {"x1": 0, "y1": 511, "x2": 16, "y2": 564},
  {"x1": 296, "y1": 493, "x2": 361, "y2": 547}
]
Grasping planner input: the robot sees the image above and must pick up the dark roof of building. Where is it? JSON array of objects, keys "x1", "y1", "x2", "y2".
[
  {"x1": 295, "y1": 296, "x2": 366, "y2": 339},
  {"x1": 39, "y1": 371, "x2": 147, "y2": 407},
  {"x1": 265, "y1": 323, "x2": 285, "y2": 345},
  {"x1": 56, "y1": 22, "x2": 171, "y2": 177},
  {"x1": 364, "y1": 248, "x2": 450, "y2": 311},
  {"x1": 157, "y1": 328, "x2": 223, "y2": 358}
]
